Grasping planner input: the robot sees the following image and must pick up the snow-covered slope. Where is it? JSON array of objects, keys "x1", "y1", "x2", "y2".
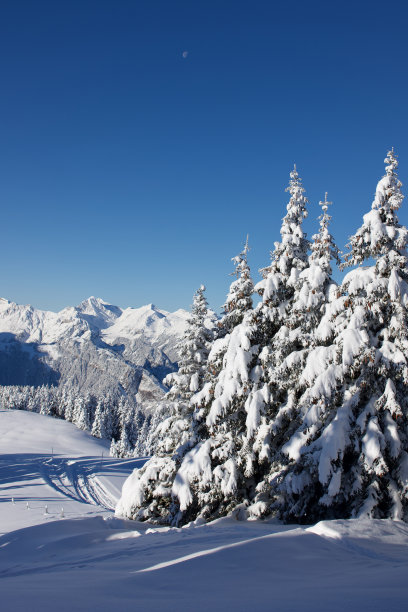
[
  {"x1": 0, "y1": 296, "x2": 189, "y2": 406},
  {"x1": 0, "y1": 409, "x2": 145, "y2": 534},
  {"x1": 1, "y1": 409, "x2": 408, "y2": 611},
  {"x1": 102, "y1": 304, "x2": 188, "y2": 361}
]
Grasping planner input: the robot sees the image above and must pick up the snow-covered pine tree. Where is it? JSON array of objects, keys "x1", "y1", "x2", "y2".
[
  {"x1": 26, "y1": 387, "x2": 38, "y2": 413},
  {"x1": 130, "y1": 408, "x2": 151, "y2": 457},
  {"x1": 39, "y1": 386, "x2": 55, "y2": 416},
  {"x1": 72, "y1": 395, "x2": 91, "y2": 431},
  {"x1": 257, "y1": 164, "x2": 310, "y2": 368},
  {"x1": 193, "y1": 238, "x2": 254, "y2": 409},
  {"x1": 129, "y1": 254, "x2": 252, "y2": 463},
  {"x1": 167, "y1": 238, "x2": 256, "y2": 520},
  {"x1": 53, "y1": 387, "x2": 66, "y2": 419},
  {"x1": 171, "y1": 166, "x2": 311, "y2": 523},
  {"x1": 155, "y1": 284, "x2": 216, "y2": 455},
  {"x1": 132, "y1": 411, "x2": 152, "y2": 457},
  {"x1": 110, "y1": 437, "x2": 119, "y2": 458},
  {"x1": 116, "y1": 395, "x2": 131, "y2": 436},
  {"x1": 133, "y1": 403, "x2": 172, "y2": 457},
  {"x1": 116, "y1": 166, "x2": 313, "y2": 525},
  {"x1": 166, "y1": 285, "x2": 215, "y2": 400},
  {"x1": 292, "y1": 192, "x2": 341, "y2": 333},
  {"x1": 91, "y1": 398, "x2": 114, "y2": 440},
  {"x1": 263, "y1": 191, "x2": 340, "y2": 423},
  {"x1": 111, "y1": 422, "x2": 133, "y2": 458},
  {"x1": 91, "y1": 398, "x2": 104, "y2": 438},
  {"x1": 249, "y1": 192, "x2": 341, "y2": 518},
  {"x1": 225, "y1": 165, "x2": 312, "y2": 518},
  {"x1": 276, "y1": 149, "x2": 408, "y2": 522},
  {"x1": 116, "y1": 285, "x2": 216, "y2": 522},
  {"x1": 62, "y1": 388, "x2": 76, "y2": 423},
  {"x1": 222, "y1": 237, "x2": 254, "y2": 333}
]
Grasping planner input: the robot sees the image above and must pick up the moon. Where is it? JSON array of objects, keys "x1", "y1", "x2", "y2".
[{"x1": 182, "y1": 51, "x2": 189, "y2": 59}]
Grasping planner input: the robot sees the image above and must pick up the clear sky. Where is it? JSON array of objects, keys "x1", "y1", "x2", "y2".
[{"x1": 1, "y1": 0, "x2": 408, "y2": 314}]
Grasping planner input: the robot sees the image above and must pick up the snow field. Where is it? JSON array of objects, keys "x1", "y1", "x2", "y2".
[
  {"x1": 0, "y1": 409, "x2": 145, "y2": 534},
  {"x1": 1, "y1": 409, "x2": 408, "y2": 611}
]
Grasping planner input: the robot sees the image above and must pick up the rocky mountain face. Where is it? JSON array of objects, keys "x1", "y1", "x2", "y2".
[{"x1": 0, "y1": 296, "x2": 189, "y2": 410}]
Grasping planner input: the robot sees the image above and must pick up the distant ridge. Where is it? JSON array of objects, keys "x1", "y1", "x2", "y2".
[{"x1": 0, "y1": 296, "x2": 189, "y2": 409}]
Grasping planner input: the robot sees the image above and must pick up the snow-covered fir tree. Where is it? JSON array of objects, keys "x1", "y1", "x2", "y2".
[
  {"x1": 194, "y1": 238, "x2": 254, "y2": 399},
  {"x1": 248, "y1": 192, "x2": 341, "y2": 518},
  {"x1": 116, "y1": 286, "x2": 217, "y2": 522},
  {"x1": 291, "y1": 192, "x2": 341, "y2": 333},
  {"x1": 92, "y1": 398, "x2": 114, "y2": 440},
  {"x1": 262, "y1": 191, "x2": 340, "y2": 425},
  {"x1": 131, "y1": 248, "x2": 254, "y2": 465},
  {"x1": 132, "y1": 411, "x2": 153, "y2": 457},
  {"x1": 257, "y1": 164, "x2": 310, "y2": 369},
  {"x1": 110, "y1": 398, "x2": 145, "y2": 457},
  {"x1": 116, "y1": 166, "x2": 313, "y2": 525},
  {"x1": 166, "y1": 285, "x2": 215, "y2": 399},
  {"x1": 72, "y1": 395, "x2": 91, "y2": 431},
  {"x1": 111, "y1": 425, "x2": 133, "y2": 458},
  {"x1": 133, "y1": 403, "x2": 172, "y2": 457},
  {"x1": 230, "y1": 165, "x2": 315, "y2": 518},
  {"x1": 157, "y1": 284, "x2": 216, "y2": 454},
  {"x1": 274, "y1": 150, "x2": 408, "y2": 522},
  {"x1": 221, "y1": 237, "x2": 254, "y2": 333},
  {"x1": 39, "y1": 386, "x2": 54, "y2": 416},
  {"x1": 62, "y1": 388, "x2": 76, "y2": 423}
]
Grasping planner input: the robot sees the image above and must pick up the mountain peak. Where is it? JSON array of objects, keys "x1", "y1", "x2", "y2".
[
  {"x1": 137, "y1": 303, "x2": 158, "y2": 312},
  {"x1": 76, "y1": 296, "x2": 122, "y2": 329},
  {"x1": 78, "y1": 296, "x2": 107, "y2": 310}
]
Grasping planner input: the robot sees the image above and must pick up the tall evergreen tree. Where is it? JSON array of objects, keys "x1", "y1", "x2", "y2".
[
  {"x1": 116, "y1": 166, "x2": 312, "y2": 525},
  {"x1": 63, "y1": 388, "x2": 76, "y2": 423},
  {"x1": 72, "y1": 395, "x2": 91, "y2": 431},
  {"x1": 292, "y1": 192, "x2": 341, "y2": 333},
  {"x1": 275, "y1": 150, "x2": 408, "y2": 522},
  {"x1": 166, "y1": 285, "x2": 215, "y2": 399},
  {"x1": 158, "y1": 284, "x2": 216, "y2": 455},
  {"x1": 265, "y1": 192, "x2": 340, "y2": 409},
  {"x1": 91, "y1": 398, "x2": 114, "y2": 440},
  {"x1": 232, "y1": 165, "x2": 310, "y2": 512},
  {"x1": 133, "y1": 406, "x2": 166, "y2": 457},
  {"x1": 222, "y1": 237, "x2": 254, "y2": 333},
  {"x1": 247, "y1": 192, "x2": 341, "y2": 518},
  {"x1": 116, "y1": 285, "x2": 216, "y2": 522},
  {"x1": 194, "y1": 237, "x2": 254, "y2": 412}
]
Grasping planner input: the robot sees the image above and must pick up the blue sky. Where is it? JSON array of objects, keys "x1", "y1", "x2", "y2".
[{"x1": 1, "y1": 0, "x2": 407, "y2": 313}]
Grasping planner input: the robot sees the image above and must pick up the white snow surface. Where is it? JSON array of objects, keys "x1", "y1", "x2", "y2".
[
  {"x1": 0, "y1": 409, "x2": 144, "y2": 533},
  {"x1": 1, "y1": 409, "x2": 408, "y2": 611},
  {"x1": 101, "y1": 304, "x2": 188, "y2": 346}
]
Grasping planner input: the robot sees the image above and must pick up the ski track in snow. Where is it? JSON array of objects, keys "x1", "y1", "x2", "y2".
[{"x1": 40, "y1": 456, "x2": 117, "y2": 510}]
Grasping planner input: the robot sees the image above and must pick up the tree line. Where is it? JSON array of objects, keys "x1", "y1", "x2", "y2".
[{"x1": 0, "y1": 384, "x2": 157, "y2": 458}]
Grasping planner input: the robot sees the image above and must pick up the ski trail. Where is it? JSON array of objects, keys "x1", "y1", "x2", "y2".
[{"x1": 40, "y1": 457, "x2": 117, "y2": 511}]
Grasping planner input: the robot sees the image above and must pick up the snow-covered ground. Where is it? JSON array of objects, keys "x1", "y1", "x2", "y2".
[
  {"x1": 0, "y1": 409, "x2": 144, "y2": 534},
  {"x1": 1, "y1": 410, "x2": 408, "y2": 611}
]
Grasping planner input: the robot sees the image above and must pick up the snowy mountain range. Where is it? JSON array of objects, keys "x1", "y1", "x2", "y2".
[{"x1": 0, "y1": 296, "x2": 189, "y2": 408}]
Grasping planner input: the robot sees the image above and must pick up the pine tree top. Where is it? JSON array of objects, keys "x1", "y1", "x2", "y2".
[
  {"x1": 373, "y1": 149, "x2": 404, "y2": 215},
  {"x1": 310, "y1": 193, "x2": 341, "y2": 273},
  {"x1": 344, "y1": 149, "x2": 407, "y2": 268},
  {"x1": 259, "y1": 165, "x2": 309, "y2": 301},
  {"x1": 222, "y1": 238, "x2": 254, "y2": 332}
]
